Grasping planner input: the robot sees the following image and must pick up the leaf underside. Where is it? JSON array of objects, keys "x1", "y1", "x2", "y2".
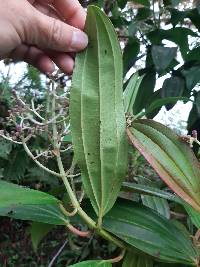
[{"x1": 70, "y1": 6, "x2": 128, "y2": 218}]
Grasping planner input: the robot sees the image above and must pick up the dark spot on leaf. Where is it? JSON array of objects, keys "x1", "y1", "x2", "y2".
[
  {"x1": 105, "y1": 50, "x2": 107, "y2": 54},
  {"x1": 7, "y1": 210, "x2": 14, "y2": 215},
  {"x1": 88, "y1": 153, "x2": 91, "y2": 156}
]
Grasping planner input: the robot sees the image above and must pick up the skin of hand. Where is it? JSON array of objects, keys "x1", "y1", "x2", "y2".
[{"x1": 0, "y1": 0, "x2": 88, "y2": 74}]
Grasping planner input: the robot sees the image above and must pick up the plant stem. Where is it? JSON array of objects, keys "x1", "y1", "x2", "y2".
[{"x1": 50, "y1": 80, "x2": 126, "y2": 249}]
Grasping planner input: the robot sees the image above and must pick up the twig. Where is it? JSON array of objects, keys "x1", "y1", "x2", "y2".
[
  {"x1": 48, "y1": 240, "x2": 68, "y2": 267},
  {"x1": 21, "y1": 136, "x2": 61, "y2": 178},
  {"x1": 59, "y1": 203, "x2": 78, "y2": 217},
  {"x1": 31, "y1": 99, "x2": 45, "y2": 121},
  {"x1": 0, "y1": 134, "x2": 22, "y2": 145}
]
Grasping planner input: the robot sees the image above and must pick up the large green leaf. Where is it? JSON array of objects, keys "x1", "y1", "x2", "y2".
[
  {"x1": 103, "y1": 200, "x2": 198, "y2": 265},
  {"x1": 0, "y1": 180, "x2": 66, "y2": 225},
  {"x1": 70, "y1": 6, "x2": 128, "y2": 219},
  {"x1": 122, "y1": 252, "x2": 153, "y2": 267},
  {"x1": 69, "y1": 261, "x2": 112, "y2": 267},
  {"x1": 145, "y1": 96, "x2": 189, "y2": 116},
  {"x1": 127, "y1": 119, "x2": 200, "y2": 213},
  {"x1": 122, "y1": 182, "x2": 182, "y2": 204}
]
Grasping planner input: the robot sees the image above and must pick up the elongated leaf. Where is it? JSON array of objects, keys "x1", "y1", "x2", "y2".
[
  {"x1": 122, "y1": 252, "x2": 153, "y2": 267},
  {"x1": 123, "y1": 72, "x2": 143, "y2": 114},
  {"x1": 69, "y1": 261, "x2": 112, "y2": 267},
  {"x1": 136, "y1": 177, "x2": 170, "y2": 218},
  {"x1": 122, "y1": 182, "x2": 182, "y2": 204},
  {"x1": 103, "y1": 200, "x2": 198, "y2": 265},
  {"x1": 127, "y1": 119, "x2": 200, "y2": 213},
  {"x1": 70, "y1": 6, "x2": 128, "y2": 219},
  {"x1": 0, "y1": 180, "x2": 66, "y2": 225}
]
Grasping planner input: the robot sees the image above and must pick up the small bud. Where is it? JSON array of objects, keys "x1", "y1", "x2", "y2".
[
  {"x1": 16, "y1": 125, "x2": 22, "y2": 132},
  {"x1": 192, "y1": 130, "x2": 198, "y2": 139}
]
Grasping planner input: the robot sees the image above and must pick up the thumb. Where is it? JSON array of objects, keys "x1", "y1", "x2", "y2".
[{"x1": 29, "y1": 11, "x2": 88, "y2": 53}]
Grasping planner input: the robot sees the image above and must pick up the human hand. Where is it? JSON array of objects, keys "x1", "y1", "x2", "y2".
[{"x1": 0, "y1": 0, "x2": 88, "y2": 74}]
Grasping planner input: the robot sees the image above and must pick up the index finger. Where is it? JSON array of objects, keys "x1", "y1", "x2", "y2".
[{"x1": 38, "y1": 0, "x2": 86, "y2": 29}]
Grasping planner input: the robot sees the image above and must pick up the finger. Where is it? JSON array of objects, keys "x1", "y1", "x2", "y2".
[
  {"x1": 37, "y1": 0, "x2": 86, "y2": 29},
  {"x1": 33, "y1": 2, "x2": 60, "y2": 19},
  {"x1": 10, "y1": 44, "x2": 55, "y2": 74},
  {"x1": 30, "y1": 10, "x2": 88, "y2": 52},
  {"x1": 46, "y1": 50, "x2": 74, "y2": 74}
]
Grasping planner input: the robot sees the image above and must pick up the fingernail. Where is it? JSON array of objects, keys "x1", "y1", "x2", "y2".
[{"x1": 71, "y1": 31, "x2": 88, "y2": 51}]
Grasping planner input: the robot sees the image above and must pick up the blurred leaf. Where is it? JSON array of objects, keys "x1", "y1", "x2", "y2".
[
  {"x1": 131, "y1": 0, "x2": 150, "y2": 8},
  {"x1": 170, "y1": 9, "x2": 187, "y2": 26},
  {"x1": 123, "y1": 38, "x2": 140, "y2": 74},
  {"x1": 123, "y1": 72, "x2": 143, "y2": 114},
  {"x1": 0, "y1": 180, "x2": 66, "y2": 225},
  {"x1": 103, "y1": 199, "x2": 197, "y2": 264},
  {"x1": 161, "y1": 76, "x2": 185, "y2": 110},
  {"x1": 148, "y1": 28, "x2": 197, "y2": 59},
  {"x1": 69, "y1": 261, "x2": 112, "y2": 267},
  {"x1": 185, "y1": 47, "x2": 200, "y2": 62},
  {"x1": 127, "y1": 119, "x2": 200, "y2": 213},
  {"x1": 27, "y1": 66, "x2": 42, "y2": 89},
  {"x1": 0, "y1": 139, "x2": 12, "y2": 159},
  {"x1": 3, "y1": 149, "x2": 29, "y2": 180},
  {"x1": 128, "y1": 21, "x2": 139, "y2": 37},
  {"x1": 132, "y1": 69, "x2": 156, "y2": 115},
  {"x1": 117, "y1": 0, "x2": 127, "y2": 9},
  {"x1": 163, "y1": 0, "x2": 182, "y2": 7},
  {"x1": 188, "y1": 8, "x2": 200, "y2": 32},
  {"x1": 182, "y1": 66, "x2": 200, "y2": 91},
  {"x1": 30, "y1": 222, "x2": 54, "y2": 252},
  {"x1": 135, "y1": 7, "x2": 151, "y2": 20},
  {"x1": 145, "y1": 90, "x2": 162, "y2": 119},
  {"x1": 151, "y1": 46, "x2": 177, "y2": 72},
  {"x1": 146, "y1": 97, "x2": 189, "y2": 116},
  {"x1": 122, "y1": 252, "x2": 153, "y2": 267}
]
